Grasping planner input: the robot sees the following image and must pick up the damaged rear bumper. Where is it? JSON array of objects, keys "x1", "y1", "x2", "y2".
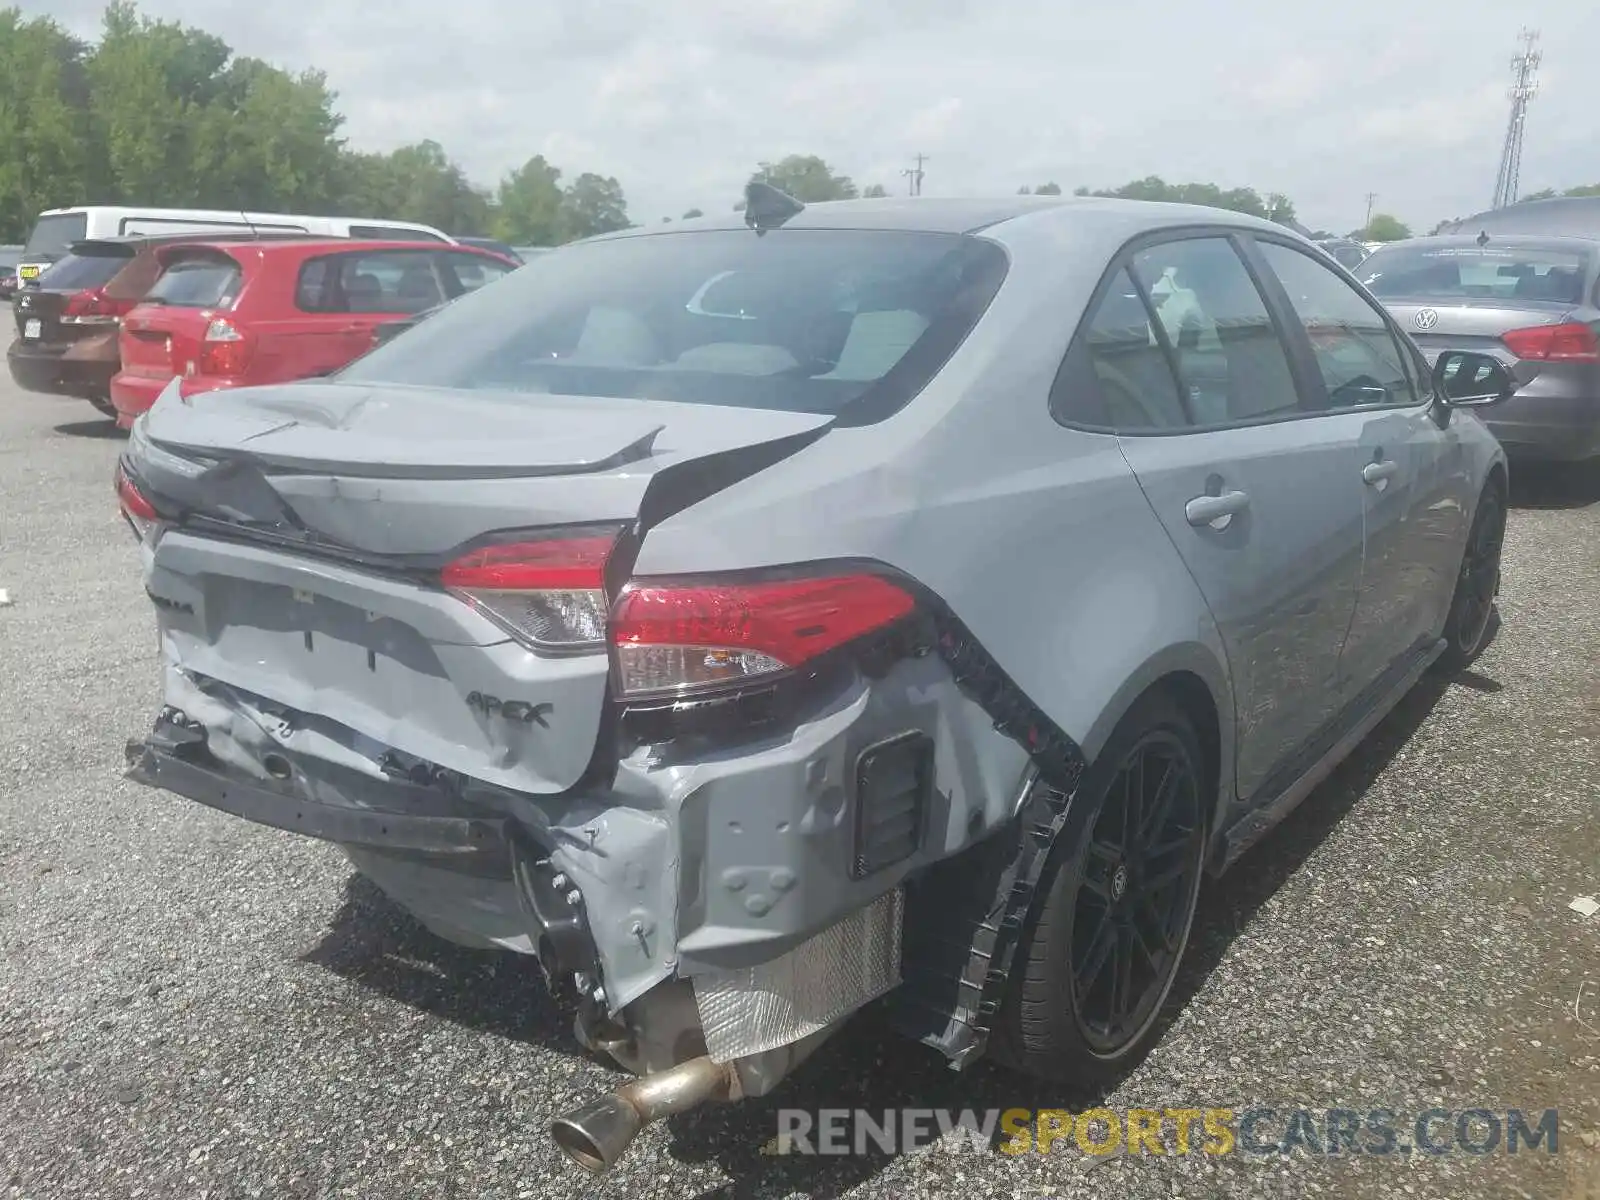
[{"x1": 126, "y1": 732, "x2": 508, "y2": 859}]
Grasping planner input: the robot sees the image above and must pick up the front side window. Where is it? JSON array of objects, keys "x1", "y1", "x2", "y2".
[
  {"x1": 298, "y1": 251, "x2": 445, "y2": 314},
  {"x1": 337, "y1": 229, "x2": 1009, "y2": 421},
  {"x1": 1257, "y1": 240, "x2": 1415, "y2": 409}
]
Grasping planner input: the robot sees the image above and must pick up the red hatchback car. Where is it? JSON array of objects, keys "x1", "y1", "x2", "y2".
[{"x1": 110, "y1": 239, "x2": 517, "y2": 427}]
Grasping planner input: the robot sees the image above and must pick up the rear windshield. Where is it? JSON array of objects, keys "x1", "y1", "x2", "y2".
[
  {"x1": 22, "y1": 212, "x2": 89, "y2": 260},
  {"x1": 36, "y1": 248, "x2": 133, "y2": 291},
  {"x1": 1358, "y1": 244, "x2": 1589, "y2": 304},
  {"x1": 145, "y1": 254, "x2": 243, "y2": 308},
  {"x1": 338, "y1": 229, "x2": 1009, "y2": 421}
]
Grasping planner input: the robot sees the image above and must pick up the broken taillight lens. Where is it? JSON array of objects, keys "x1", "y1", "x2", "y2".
[
  {"x1": 115, "y1": 464, "x2": 159, "y2": 542},
  {"x1": 440, "y1": 526, "x2": 622, "y2": 649},
  {"x1": 611, "y1": 573, "x2": 917, "y2": 699}
]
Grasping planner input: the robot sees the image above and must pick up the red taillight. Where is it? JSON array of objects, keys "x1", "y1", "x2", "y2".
[
  {"x1": 1501, "y1": 321, "x2": 1600, "y2": 362},
  {"x1": 441, "y1": 527, "x2": 621, "y2": 648},
  {"x1": 611, "y1": 574, "x2": 917, "y2": 699},
  {"x1": 115, "y1": 464, "x2": 159, "y2": 542},
  {"x1": 62, "y1": 288, "x2": 133, "y2": 325},
  {"x1": 196, "y1": 318, "x2": 254, "y2": 376}
]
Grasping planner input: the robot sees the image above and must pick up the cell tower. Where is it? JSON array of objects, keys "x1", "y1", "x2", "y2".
[{"x1": 1491, "y1": 29, "x2": 1541, "y2": 210}]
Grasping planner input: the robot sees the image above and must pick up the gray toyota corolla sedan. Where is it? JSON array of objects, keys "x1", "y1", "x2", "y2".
[
  {"x1": 1358, "y1": 234, "x2": 1600, "y2": 463},
  {"x1": 117, "y1": 188, "x2": 1513, "y2": 1173}
]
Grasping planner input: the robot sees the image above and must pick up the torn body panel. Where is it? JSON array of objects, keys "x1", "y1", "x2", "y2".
[{"x1": 133, "y1": 611, "x2": 1039, "y2": 1021}]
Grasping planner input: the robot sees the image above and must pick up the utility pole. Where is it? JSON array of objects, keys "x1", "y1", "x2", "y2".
[
  {"x1": 1364, "y1": 192, "x2": 1377, "y2": 233},
  {"x1": 902, "y1": 154, "x2": 928, "y2": 197},
  {"x1": 1492, "y1": 29, "x2": 1541, "y2": 209}
]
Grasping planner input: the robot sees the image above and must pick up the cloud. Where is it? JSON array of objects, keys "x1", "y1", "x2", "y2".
[
  {"x1": 905, "y1": 97, "x2": 964, "y2": 145},
  {"x1": 17, "y1": 0, "x2": 1600, "y2": 233}
]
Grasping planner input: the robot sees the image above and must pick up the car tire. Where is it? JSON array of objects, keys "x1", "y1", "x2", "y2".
[
  {"x1": 1435, "y1": 478, "x2": 1507, "y2": 673},
  {"x1": 1000, "y1": 689, "x2": 1209, "y2": 1084},
  {"x1": 88, "y1": 395, "x2": 117, "y2": 419}
]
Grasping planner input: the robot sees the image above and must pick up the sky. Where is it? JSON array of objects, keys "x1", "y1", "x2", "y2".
[{"x1": 24, "y1": 0, "x2": 1600, "y2": 236}]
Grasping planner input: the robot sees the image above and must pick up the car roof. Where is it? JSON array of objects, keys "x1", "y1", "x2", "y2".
[
  {"x1": 170, "y1": 238, "x2": 498, "y2": 259},
  {"x1": 595, "y1": 195, "x2": 1289, "y2": 241},
  {"x1": 1440, "y1": 196, "x2": 1600, "y2": 236},
  {"x1": 1376, "y1": 233, "x2": 1600, "y2": 254},
  {"x1": 69, "y1": 231, "x2": 311, "y2": 254}
]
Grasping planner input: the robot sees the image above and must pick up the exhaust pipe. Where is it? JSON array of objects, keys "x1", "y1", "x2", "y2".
[{"x1": 551, "y1": 1055, "x2": 741, "y2": 1174}]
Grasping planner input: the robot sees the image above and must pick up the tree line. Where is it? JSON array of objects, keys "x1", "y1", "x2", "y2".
[
  {"x1": 15, "y1": 4, "x2": 1594, "y2": 250},
  {"x1": 0, "y1": 3, "x2": 630, "y2": 244}
]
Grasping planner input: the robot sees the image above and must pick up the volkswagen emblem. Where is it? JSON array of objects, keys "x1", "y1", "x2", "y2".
[
  {"x1": 1413, "y1": 308, "x2": 1440, "y2": 330},
  {"x1": 1110, "y1": 864, "x2": 1128, "y2": 903}
]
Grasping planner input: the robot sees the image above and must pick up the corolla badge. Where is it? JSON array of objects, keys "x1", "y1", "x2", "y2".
[{"x1": 1413, "y1": 308, "x2": 1440, "y2": 330}]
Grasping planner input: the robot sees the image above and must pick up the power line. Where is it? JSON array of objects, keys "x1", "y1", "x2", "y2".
[{"x1": 1492, "y1": 29, "x2": 1541, "y2": 210}]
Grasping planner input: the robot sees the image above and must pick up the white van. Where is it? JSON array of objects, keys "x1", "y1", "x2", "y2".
[{"x1": 17, "y1": 206, "x2": 454, "y2": 285}]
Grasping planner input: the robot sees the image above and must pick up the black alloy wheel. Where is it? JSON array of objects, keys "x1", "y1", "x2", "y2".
[
  {"x1": 1003, "y1": 691, "x2": 1209, "y2": 1080},
  {"x1": 1438, "y1": 481, "x2": 1506, "y2": 670},
  {"x1": 1070, "y1": 732, "x2": 1204, "y2": 1053}
]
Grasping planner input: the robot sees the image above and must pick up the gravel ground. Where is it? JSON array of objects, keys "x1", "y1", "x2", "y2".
[{"x1": 1, "y1": 375, "x2": 1598, "y2": 1200}]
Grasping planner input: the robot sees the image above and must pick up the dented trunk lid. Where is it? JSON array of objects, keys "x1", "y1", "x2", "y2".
[{"x1": 128, "y1": 380, "x2": 832, "y2": 793}]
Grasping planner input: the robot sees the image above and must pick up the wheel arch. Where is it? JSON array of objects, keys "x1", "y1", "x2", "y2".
[{"x1": 1076, "y1": 640, "x2": 1236, "y2": 833}]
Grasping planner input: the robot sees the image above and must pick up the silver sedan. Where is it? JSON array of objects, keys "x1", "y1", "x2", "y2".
[{"x1": 118, "y1": 190, "x2": 1513, "y2": 1172}]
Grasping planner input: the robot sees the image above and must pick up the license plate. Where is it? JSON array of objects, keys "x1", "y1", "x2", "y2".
[
  {"x1": 23, "y1": 319, "x2": 40, "y2": 340},
  {"x1": 17, "y1": 265, "x2": 39, "y2": 280}
]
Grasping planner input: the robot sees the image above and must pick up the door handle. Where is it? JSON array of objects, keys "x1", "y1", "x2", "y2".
[
  {"x1": 1362, "y1": 460, "x2": 1399, "y2": 485},
  {"x1": 1184, "y1": 490, "x2": 1250, "y2": 528}
]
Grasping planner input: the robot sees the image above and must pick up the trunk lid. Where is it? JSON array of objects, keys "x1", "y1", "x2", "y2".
[
  {"x1": 119, "y1": 305, "x2": 199, "y2": 380},
  {"x1": 129, "y1": 381, "x2": 832, "y2": 793},
  {"x1": 1384, "y1": 298, "x2": 1574, "y2": 359},
  {"x1": 13, "y1": 287, "x2": 72, "y2": 347}
]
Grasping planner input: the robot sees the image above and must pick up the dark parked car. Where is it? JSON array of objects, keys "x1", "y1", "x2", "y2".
[
  {"x1": 1315, "y1": 237, "x2": 1371, "y2": 271},
  {"x1": 0, "y1": 260, "x2": 17, "y2": 300},
  {"x1": 1358, "y1": 234, "x2": 1600, "y2": 463},
  {"x1": 1438, "y1": 195, "x2": 1600, "y2": 239}
]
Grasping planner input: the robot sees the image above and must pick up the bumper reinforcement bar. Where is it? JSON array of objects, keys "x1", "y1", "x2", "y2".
[{"x1": 125, "y1": 741, "x2": 510, "y2": 858}]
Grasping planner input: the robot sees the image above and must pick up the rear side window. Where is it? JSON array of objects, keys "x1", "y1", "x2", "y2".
[
  {"x1": 297, "y1": 251, "x2": 446, "y2": 314},
  {"x1": 1129, "y1": 238, "x2": 1303, "y2": 425},
  {"x1": 23, "y1": 212, "x2": 88, "y2": 258},
  {"x1": 36, "y1": 249, "x2": 132, "y2": 291},
  {"x1": 1053, "y1": 267, "x2": 1189, "y2": 429},
  {"x1": 145, "y1": 255, "x2": 243, "y2": 308},
  {"x1": 1257, "y1": 241, "x2": 1416, "y2": 409},
  {"x1": 1055, "y1": 238, "x2": 1307, "y2": 430}
]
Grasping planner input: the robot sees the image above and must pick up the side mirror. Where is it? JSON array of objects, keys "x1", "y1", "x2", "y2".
[{"x1": 1432, "y1": 350, "x2": 1516, "y2": 407}]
